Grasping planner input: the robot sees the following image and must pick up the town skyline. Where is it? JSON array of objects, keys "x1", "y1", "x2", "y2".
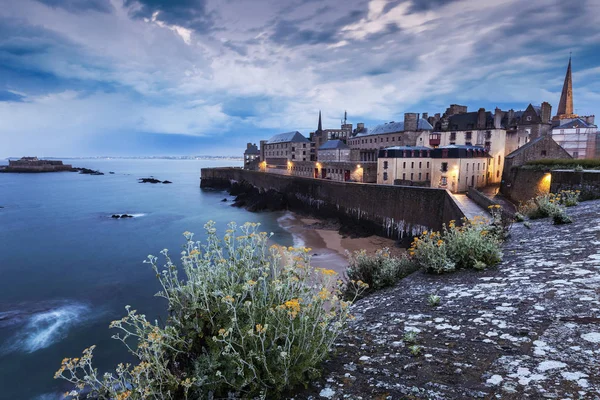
[{"x1": 1, "y1": 0, "x2": 599, "y2": 158}]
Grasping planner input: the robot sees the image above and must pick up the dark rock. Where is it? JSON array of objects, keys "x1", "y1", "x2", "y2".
[
  {"x1": 162, "y1": 180, "x2": 172, "y2": 184},
  {"x1": 121, "y1": 214, "x2": 133, "y2": 218},
  {"x1": 221, "y1": 198, "x2": 228, "y2": 202},
  {"x1": 76, "y1": 168, "x2": 104, "y2": 175},
  {"x1": 109, "y1": 171, "x2": 115, "y2": 174},
  {"x1": 139, "y1": 178, "x2": 162, "y2": 184},
  {"x1": 111, "y1": 214, "x2": 121, "y2": 219}
]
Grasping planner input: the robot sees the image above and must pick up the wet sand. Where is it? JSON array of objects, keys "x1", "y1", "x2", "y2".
[{"x1": 277, "y1": 212, "x2": 403, "y2": 276}]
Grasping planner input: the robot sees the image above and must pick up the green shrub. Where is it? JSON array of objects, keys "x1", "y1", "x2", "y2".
[
  {"x1": 409, "y1": 217, "x2": 503, "y2": 274},
  {"x1": 523, "y1": 158, "x2": 600, "y2": 170},
  {"x1": 345, "y1": 248, "x2": 418, "y2": 297},
  {"x1": 427, "y1": 294, "x2": 441, "y2": 307},
  {"x1": 55, "y1": 222, "x2": 356, "y2": 399},
  {"x1": 520, "y1": 193, "x2": 575, "y2": 224},
  {"x1": 514, "y1": 212, "x2": 525, "y2": 222}
]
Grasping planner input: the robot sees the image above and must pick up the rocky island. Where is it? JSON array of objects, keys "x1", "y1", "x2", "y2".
[
  {"x1": 0, "y1": 157, "x2": 75, "y2": 172},
  {"x1": 0, "y1": 157, "x2": 104, "y2": 175}
]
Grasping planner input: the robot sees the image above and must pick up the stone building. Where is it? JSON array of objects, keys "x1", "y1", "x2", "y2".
[
  {"x1": 552, "y1": 118, "x2": 597, "y2": 159},
  {"x1": 551, "y1": 57, "x2": 598, "y2": 159},
  {"x1": 376, "y1": 146, "x2": 432, "y2": 186},
  {"x1": 261, "y1": 131, "x2": 310, "y2": 174},
  {"x1": 500, "y1": 135, "x2": 573, "y2": 199},
  {"x1": 347, "y1": 113, "x2": 433, "y2": 162},
  {"x1": 377, "y1": 145, "x2": 491, "y2": 193},
  {"x1": 243, "y1": 143, "x2": 260, "y2": 170},
  {"x1": 317, "y1": 140, "x2": 350, "y2": 163}
]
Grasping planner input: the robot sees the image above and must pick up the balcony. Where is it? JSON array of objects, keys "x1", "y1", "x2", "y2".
[{"x1": 429, "y1": 133, "x2": 441, "y2": 146}]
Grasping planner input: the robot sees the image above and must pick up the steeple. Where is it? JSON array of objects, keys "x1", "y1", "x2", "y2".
[
  {"x1": 554, "y1": 56, "x2": 577, "y2": 120},
  {"x1": 317, "y1": 110, "x2": 323, "y2": 133}
]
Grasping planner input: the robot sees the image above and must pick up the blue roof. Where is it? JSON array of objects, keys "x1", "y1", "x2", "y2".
[
  {"x1": 266, "y1": 131, "x2": 310, "y2": 144},
  {"x1": 556, "y1": 118, "x2": 597, "y2": 129},
  {"x1": 355, "y1": 118, "x2": 433, "y2": 137},
  {"x1": 383, "y1": 146, "x2": 431, "y2": 151},
  {"x1": 438, "y1": 144, "x2": 487, "y2": 150},
  {"x1": 319, "y1": 140, "x2": 349, "y2": 150}
]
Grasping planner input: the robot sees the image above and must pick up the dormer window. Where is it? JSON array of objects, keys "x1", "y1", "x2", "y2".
[{"x1": 526, "y1": 116, "x2": 532, "y2": 121}]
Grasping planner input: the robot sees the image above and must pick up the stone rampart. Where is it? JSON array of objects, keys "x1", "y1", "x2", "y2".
[
  {"x1": 550, "y1": 170, "x2": 600, "y2": 201},
  {"x1": 201, "y1": 168, "x2": 465, "y2": 239}
]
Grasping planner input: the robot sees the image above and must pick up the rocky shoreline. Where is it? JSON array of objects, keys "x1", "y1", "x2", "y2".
[{"x1": 296, "y1": 200, "x2": 600, "y2": 399}]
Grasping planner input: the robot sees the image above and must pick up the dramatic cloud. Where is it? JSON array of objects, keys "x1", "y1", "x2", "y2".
[{"x1": 0, "y1": 0, "x2": 598, "y2": 157}]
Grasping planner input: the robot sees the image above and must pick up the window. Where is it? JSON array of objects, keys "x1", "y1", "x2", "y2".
[
  {"x1": 418, "y1": 172, "x2": 422, "y2": 180},
  {"x1": 403, "y1": 162, "x2": 406, "y2": 168},
  {"x1": 450, "y1": 132, "x2": 456, "y2": 140},
  {"x1": 465, "y1": 132, "x2": 472, "y2": 140},
  {"x1": 441, "y1": 162, "x2": 448, "y2": 172},
  {"x1": 292, "y1": 154, "x2": 295, "y2": 159},
  {"x1": 380, "y1": 138, "x2": 384, "y2": 142},
  {"x1": 383, "y1": 161, "x2": 388, "y2": 169},
  {"x1": 477, "y1": 163, "x2": 480, "y2": 171},
  {"x1": 442, "y1": 149, "x2": 449, "y2": 158},
  {"x1": 466, "y1": 163, "x2": 469, "y2": 171},
  {"x1": 426, "y1": 162, "x2": 430, "y2": 168},
  {"x1": 419, "y1": 162, "x2": 422, "y2": 168},
  {"x1": 441, "y1": 176, "x2": 447, "y2": 186},
  {"x1": 526, "y1": 116, "x2": 532, "y2": 121},
  {"x1": 302, "y1": 151, "x2": 306, "y2": 155},
  {"x1": 498, "y1": 155, "x2": 501, "y2": 165},
  {"x1": 426, "y1": 172, "x2": 429, "y2": 180},
  {"x1": 386, "y1": 137, "x2": 389, "y2": 142},
  {"x1": 410, "y1": 173, "x2": 414, "y2": 180},
  {"x1": 411, "y1": 162, "x2": 414, "y2": 168},
  {"x1": 573, "y1": 151, "x2": 579, "y2": 158},
  {"x1": 383, "y1": 172, "x2": 388, "y2": 181},
  {"x1": 402, "y1": 173, "x2": 406, "y2": 180},
  {"x1": 541, "y1": 150, "x2": 547, "y2": 156}
]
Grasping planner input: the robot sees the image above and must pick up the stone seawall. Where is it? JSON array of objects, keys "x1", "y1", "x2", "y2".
[{"x1": 200, "y1": 168, "x2": 465, "y2": 239}]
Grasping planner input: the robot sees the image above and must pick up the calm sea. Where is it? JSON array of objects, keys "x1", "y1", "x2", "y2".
[{"x1": 0, "y1": 159, "x2": 292, "y2": 400}]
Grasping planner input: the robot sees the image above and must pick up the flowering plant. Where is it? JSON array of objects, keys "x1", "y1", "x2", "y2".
[
  {"x1": 409, "y1": 216, "x2": 503, "y2": 274},
  {"x1": 55, "y1": 222, "x2": 355, "y2": 399}
]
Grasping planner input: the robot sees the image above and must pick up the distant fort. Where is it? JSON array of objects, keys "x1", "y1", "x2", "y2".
[{"x1": 0, "y1": 157, "x2": 75, "y2": 172}]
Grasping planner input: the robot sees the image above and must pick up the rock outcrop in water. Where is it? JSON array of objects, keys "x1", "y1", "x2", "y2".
[
  {"x1": 298, "y1": 200, "x2": 600, "y2": 399},
  {"x1": 75, "y1": 168, "x2": 104, "y2": 175},
  {"x1": 139, "y1": 177, "x2": 172, "y2": 184}
]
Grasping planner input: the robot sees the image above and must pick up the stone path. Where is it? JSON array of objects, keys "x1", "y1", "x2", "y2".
[
  {"x1": 298, "y1": 200, "x2": 600, "y2": 400},
  {"x1": 450, "y1": 193, "x2": 488, "y2": 220}
]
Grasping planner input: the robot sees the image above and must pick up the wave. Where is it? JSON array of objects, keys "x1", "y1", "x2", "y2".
[
  {"x1": 2, "y1": 303, "x2": 90, "y2": 354},
  {"x1": 129, "y1": 213, "x2": 146, "y2": 218},
  {"x1": 277, "y1": 212, "x2": 305, "y2": 248}
]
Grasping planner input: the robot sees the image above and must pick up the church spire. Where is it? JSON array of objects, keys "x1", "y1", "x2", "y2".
[
  {"x1": 317, "y1": 110, "x2": 323, "y2": 132},
  {"x1": 555, "y1": 56, "x2": 576, "y2": 120}
]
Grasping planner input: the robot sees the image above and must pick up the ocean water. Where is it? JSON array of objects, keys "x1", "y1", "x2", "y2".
[{"x1": 0, "y1": 159, "x2": 292, "y2": 400}]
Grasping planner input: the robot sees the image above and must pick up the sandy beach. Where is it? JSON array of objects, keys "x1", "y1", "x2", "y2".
[{"x1": 277, "y1": 212, "x2": 404, "y2": 276}]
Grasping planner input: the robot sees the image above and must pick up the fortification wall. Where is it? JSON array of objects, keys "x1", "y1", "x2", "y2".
[
  {"x1": 201, "y1": 168, "x2": 465, "y2": 239},
  {"x1": 501, "y1": 168, "x2": 549, "y2": 204},
  {"x1": 551, "y1": 170, "x2": 600, "y2": 201}
]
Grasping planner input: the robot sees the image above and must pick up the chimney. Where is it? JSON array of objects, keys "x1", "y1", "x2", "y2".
[
  {"x1": 259, "y1": 140, "x2": 267, "y2": 162},
  {"x1": 585, "y1": 115, "x2": 595, "y2": 125},
  {"x1": 404, "y1": 113, "x2": 418, "y2": 131},
  {"x1": 357, "y1": 122, "x2": 365, "y2": 132},
  {"x1": 477, "y1": 108, "x2": 486, "y2": 129},
  {"x1": 494, "y1": 108, "x2": 503, "y2": 129},
  {"x1": 540, "y1": 102, "x2": 552, "y2": 124},
  {"x1": 507, "y1": 109, "x2": 515, "y2": 126},
  {"x1": 422, "y1": 112, "x2": 429, "y2": 120}
]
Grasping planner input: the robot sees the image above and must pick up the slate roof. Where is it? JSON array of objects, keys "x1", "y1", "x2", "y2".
[
  {"x1": 504, "y1": 136, "x2": 545, "y2": 159},
  {"x1": 555, "y1": 118, "x2": 597, "y2": 129},
  {"x1": 318, "y1": 140, "x2": 349, "y2": 150},
  {"x1": 266, "y1": 131, "x2": 310, "y2": 144},
  {"x1": 354, "y1": 119, "x2": 433, "y2": 137},
  {"x1": 446, "y1": 112, "x2": 494, "y2": 131},
  {"x1": 383, "y1": 146, "x2": 431, "y2": 151}
]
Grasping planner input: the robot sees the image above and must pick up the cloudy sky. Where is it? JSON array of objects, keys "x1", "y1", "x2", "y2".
[{"x1": 1, "y1": 0, "x2": 599, "y2": 157}]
